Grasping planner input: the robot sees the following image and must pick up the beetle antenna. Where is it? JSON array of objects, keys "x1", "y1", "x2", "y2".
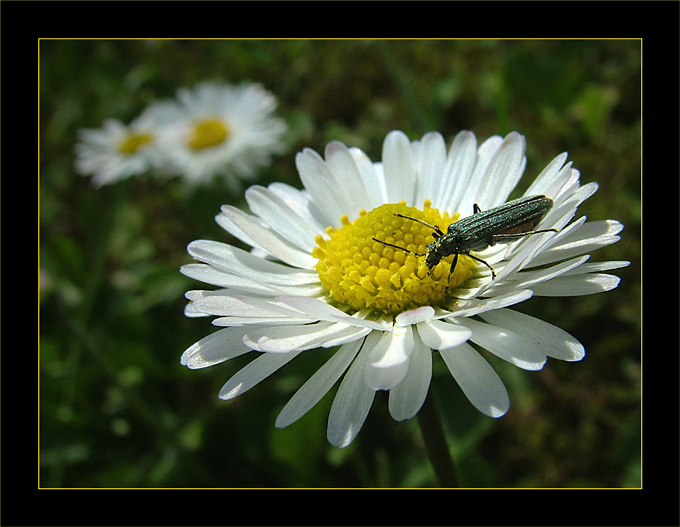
[
  {"x1": 372, "y1": 238, "x2": 425, "y2": 257},
  {"x1": 394, "y1": 214, "x2": 445, "y2": 238}
]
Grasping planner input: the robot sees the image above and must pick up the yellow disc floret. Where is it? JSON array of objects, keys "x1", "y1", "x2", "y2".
[
  {"x1": 313, "y1": 201, "x2": 476, "y2": 316},
  {"x1": 187, "y1": 118, "x2": 229, "y2": 151},
  {"x1": 118, "y1": 132, "x2": 153, "y2": 155}
]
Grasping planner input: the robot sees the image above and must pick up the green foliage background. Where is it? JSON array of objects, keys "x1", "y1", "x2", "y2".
[{"x1": 39, "y1": 39, "x2": 641, "y2": 488}]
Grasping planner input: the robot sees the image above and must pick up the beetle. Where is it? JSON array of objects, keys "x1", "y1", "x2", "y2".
[{"x1": 372, "y1": 195, "x2": 558, "y2": 287}]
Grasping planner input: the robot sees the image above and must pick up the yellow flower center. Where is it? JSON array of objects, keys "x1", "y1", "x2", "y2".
[
  {"x1": 187, "y1": 118, "x2": 229, "y2": 151},
  {"x1": 118, "y1": 133, "x2": 153, "y2": 155},
  {"x1": 313, "y1": 200, "x2": 476, "y2": 316}
]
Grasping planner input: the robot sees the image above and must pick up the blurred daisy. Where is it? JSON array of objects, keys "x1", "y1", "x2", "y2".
[
  {"x1": 75, "y1": 103, "x2": 172, "y2": 187},
  {"x1": 160, "y1": 81, "x2": 287, "y2": 188},
  {"x1": 180, "y1": 130, "x2": 629, "y2": 447}
]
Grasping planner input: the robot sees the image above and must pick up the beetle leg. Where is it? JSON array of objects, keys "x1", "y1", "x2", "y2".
[
  {"x1": 443, "y1": 253, "x2": 459, "y2": 295},
  {"x1": 491, "y1": 228, "x2": 557, "y2": 243},
  {"x1": 465, "y1": 253, "x2": 497, "y2": 280}
]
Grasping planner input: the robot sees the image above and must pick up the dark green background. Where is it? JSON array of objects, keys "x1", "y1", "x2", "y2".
[{"x1": 39, "y1": 39, "x2": 640, "y2": 489}]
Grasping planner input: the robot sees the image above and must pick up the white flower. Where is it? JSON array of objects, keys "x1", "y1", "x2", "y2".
[
  {"x1": 75, "y1": 103, "x2": 173, "y2": 187},
  {"x1": 158, "y1": 81, "x2": 287, "y2": 187},
  {"x1": 180, "y1": 130, "x2": 629, "y2": 448}
]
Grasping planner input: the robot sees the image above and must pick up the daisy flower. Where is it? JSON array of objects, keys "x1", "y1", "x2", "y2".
[
  {"x1": 159, "y1": 81, "x2": 287, "y2": 188},
  {"x1": 180, "y1": 130, "x2": 629, "y2": 448},
  {"x1": 75, "y1": 103, "x2": 172, "y2": 187}
]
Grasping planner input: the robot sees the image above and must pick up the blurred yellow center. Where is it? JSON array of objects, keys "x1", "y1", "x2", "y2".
[
  {"x1": 118, "y1": 133, "x2": 153, "y2": 155},
  {"x1": 313, "y1": 201, "x2": 475, "y2": 316},
  {"x1": 188, "y1": 118, "x2": 229, "y2": 150}
]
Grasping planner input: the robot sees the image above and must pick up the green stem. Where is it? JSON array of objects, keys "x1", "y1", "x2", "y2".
[{"x1": 416, "y1": 392, "x2": 459, "y2": 487}]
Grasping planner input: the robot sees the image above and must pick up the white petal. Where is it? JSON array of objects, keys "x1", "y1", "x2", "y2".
[
  {"x1": 479, "y1": 308, "x2": 585, "y2": 362},
  {"x1": 548, "y1": 182, "x2": 600, "y2": 231},
  {"x1": 447, "y1": 289, "x2": 533, "y2": 319},
  {"x1": 295, "y1": 148, "x2": 346, "y2": 227},
  {"x1": 524, "y1": 152, "x2": 569, "y2": 196},
  {"x1": 529, "y1": 220, "x2": 624, "y2": 267},
  {"x1": 365, "y1": 325, "x2": 414, "y2": 390},
  {"x1": 276, "y1": 338, "x2": 364, "y2": 428},
  {"x1": 349, "y1": 147, "x2": 388, "y2": 208},
  {"x1": 520, "y1": 215, "x2": 587, "y2": 266},
  {"x1": 412, "y1": 132, "x2": 447, "y2": 206},
  {"x1": 189, "y1": 293, "x2": 304, "y2": 319},
  {"x1": 383, "y1": 130, "x2": 416, "y2": 205},
  {"x1": 210, "y1": 300, "x2": 311, "y2": 324},
  {"x1": 388, "y1": 333, "x2": 432, "y2": 421},
  {"x1": 561, "y1": 178, "x2": 599, "y2": 206},
  {"x1": 180, "y1": 263, "x2": 279, "y2": 294},
  {"x1": 531, "y1": 273, "x2": 622, "y2": 296},
  {"x1": 565, "y1": 260, "x2": 630, "y2": 274},
  {"x1": 490, "y1": 256, "x2": 591, "y2": 296},
  {"x1": 484, "y1": 232, "x2": 558, "y2": 284},
  {"x1": 395, "y1": 306, "x2": 435, "y2": 326},
  {"x1": 218, "y1": 350, "x2": 302, "y2": 400},
  {"x1": 250, "y1": 320, "x2": 366, "y2": 351},
  {"x1": 232, "y1": 294, "x2": 309, "y2": 317},
  {"x1": 454, "y1": 134, "x2": 503, "y2": 216},
  {"x1": 474, "y1": 132, "x2": 526, "y2": 210},
  {"x1": 184, "y1": 289, "x2": 221, "y2": 301},
  {"x1": 267, "y1": 182, "x2": 328, "y2": 234},
  {"x1": 243, "y1": 322, "x2": 340, "y2": 352},
  {"x1": 550, "y1": 165, "x2": 581, "y2": 201},
  {"x1": 459, "y1": 318, "x2": 547, "y2": 370},
  {"x1": 439, "y1": 342, "x2": 509, "y2": 418},
  {"x1": 212, "y1": 316, "x2": 311, "y2": 326},
  {"x1": 245, "y1": 185, "x2": 319, "y2": 251},
  {"x1": 318, "y1": 324, "x2": 372, "y2": 348},
  {"x1": 184, "y1": 300, "x2": 212, "y2": 318},
  {"x1": 180, "y1": 327, "x2": 254, "y2": 369},
  {"x1": 327, "y1": 333, "x2": 378, "y2": 447},
  {"x1": 441, "y1": 130, "x2": 478, "y2": 213},
  {"x1": 218, "y1": 205, "x2": 317, "y2": 268},
  {"x1": 276, "y1": 295, "x2": 391, "y2": 331},
  {"x1": 417, "y1": 318, "x2": 471, "y2": 350},
  {"x1": 325, "y1": 141, "x2": 372, "y2": 216},
  {"x1": 187, "y1": 240, "x2": 320, "y2": 285},
  {"x1": 214, "y1": 207, "x2": 262, "y2": 249}
]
